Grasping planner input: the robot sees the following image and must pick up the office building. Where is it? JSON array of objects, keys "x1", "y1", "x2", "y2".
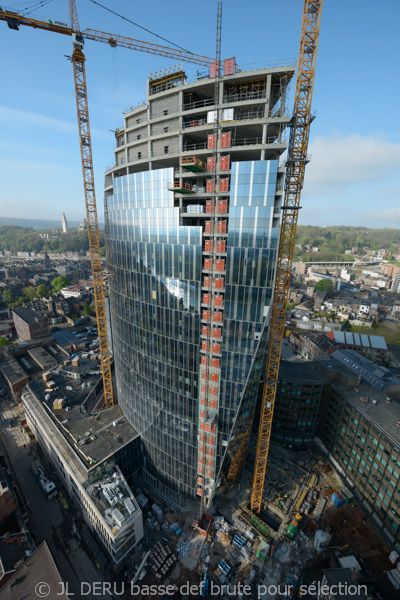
[
  {"x1": 105, "y1": 60, "x2": 295, "y2": 506},
  {"x1": 22, "y1": 361, "x2": 143, "y2": 565}
]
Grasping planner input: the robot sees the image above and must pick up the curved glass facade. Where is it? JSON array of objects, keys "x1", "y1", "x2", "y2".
[{"x1": 106, "y1": 161, "x2": 281, "y2": 506}]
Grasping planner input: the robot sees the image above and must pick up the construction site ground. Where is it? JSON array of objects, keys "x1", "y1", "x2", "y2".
[{"x1": 124, "y1": 446, "x2": 396, "y2": 599}]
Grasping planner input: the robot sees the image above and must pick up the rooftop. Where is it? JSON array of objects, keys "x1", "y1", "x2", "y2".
[
  {"x1": 331, "y1": 330, "x2": 387, "y2": 351},
  {"x1": 0, "y1": 353, "x2": 27, "y2": 386},
  {"x1": 279, "y1": 360, "x2": 327, "y2": 384},
  {"x1": 12, "y1": 307, "x2": 46, "y2": 324},
  {"x1": 28, "y1": 362, "x2": 138, "y2": 470},
  {"x1": 333, "y1": 349, "x2": 400, "y2": 394},
  {"x1": 0, "y1": 533, "x2": 33, "y2": 578},
  {"x1": 333, "y1": 378, "x2": 400, "y2": 447},
  {"x1": 0, "y1": 541, "x2": 68, "y2": 599}
]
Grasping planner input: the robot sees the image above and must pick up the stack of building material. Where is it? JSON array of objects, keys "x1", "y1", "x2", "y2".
[
  {"x1": 72, "y1": 356, "x2": 80, "y2": 367},
  {"x1": 53, "y1": 399, "x2": 65, "y2": 410},
  {"x1": 42, "y1": 371, "x2": 52, "y2": 382},
  {"x1": 216, "y1": 530, "x2": 231, "y2": 546},
  {"x1": 151, "y1": 503, "x2": 163, "y2": 522},
  {"x1": 150, "y1": 542, "x2": 176, "y2": 580},
  {"x1": 47, "y1": 380, "x2": 56, "y2": 389}
]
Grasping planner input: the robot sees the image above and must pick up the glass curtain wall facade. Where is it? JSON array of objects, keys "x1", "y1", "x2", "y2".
[{"x1": 106, "y1": 160, "x2": 281, "y2": 506}]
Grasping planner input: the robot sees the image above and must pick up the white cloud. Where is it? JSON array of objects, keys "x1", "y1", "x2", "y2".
[{"x1": 304, "y1": 134, "x2": 400, "y2": 194}]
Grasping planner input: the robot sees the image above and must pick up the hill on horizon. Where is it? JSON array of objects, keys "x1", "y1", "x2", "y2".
[{"x1": 0, "y1": 216, "x2": 104, "y2": 230}]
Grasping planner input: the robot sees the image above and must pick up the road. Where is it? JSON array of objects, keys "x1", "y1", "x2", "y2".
[{"x1": 0, "y1": 400, "x2": 109, "y2": 599}]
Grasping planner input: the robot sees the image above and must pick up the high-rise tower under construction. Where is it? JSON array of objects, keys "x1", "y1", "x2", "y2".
[{"x1": 105, "y1": 60, "x2": 294, "y2": 507}]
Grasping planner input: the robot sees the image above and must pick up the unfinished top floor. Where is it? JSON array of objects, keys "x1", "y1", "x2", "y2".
[{"x1": 105, "y1": 63, "x2": 295, "y2": 189}]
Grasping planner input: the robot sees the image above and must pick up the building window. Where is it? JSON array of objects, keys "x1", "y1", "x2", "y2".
[
  {"x1": 163, "y1": 109, "x2": 169, "y2": 116},
  {"x1": 136, "y1": 118, "x2": 140, "y2": 124},
  {"x1": 164, "y1": 127, "x2": 169, "y2": 133},
  {"x1": 137, "y1": 134, "x2": 142, "y2": 140},
  {"x1": 164, "y1": 146, "x2": 169, "y2": 154},
  {"x1": 138, "y1": 152, "x2": 142, "y2": 159}
]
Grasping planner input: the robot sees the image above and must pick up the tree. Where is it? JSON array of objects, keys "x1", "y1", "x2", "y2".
[
  {"x1": 22, "y1": 286, "x2": 37, "y2": 302},
  {"x1": 51, "y1": 276, "x2": 71, "y2": 293},
  {"x1": 316, "y1": 279, "x2": 333, "y2": 292},
  {"x1": 0, "y1": 337, "x2": 11, "y2": 347},
  {"x1": 2, "y1": 289, "x2": 15, "y2": 306},
  {"x1": 36, "y1": 284, "x2": 50, "y2": 298},
  {"x1": 83, "y1": 302, "x2": 96, "y2": 316}
]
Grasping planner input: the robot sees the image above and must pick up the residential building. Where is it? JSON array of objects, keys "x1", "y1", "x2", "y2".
[
  {"x1": 12, "y1": 307, "x2": 49, "y2": 341},
  {"x1": 61, "y1": 211, "x2": 68, "y2": 233},
  {"x1": 105, "y1": 61, "x2": 295, "y2": 507},
  {"x1": 392, "y1": 272, "x2": 400, "y2": 294},
  {"x1": 0, "y1": 532, "x2": 35, "y2": 589},
  {"x1": 0, "y1": 351, "x2": 29, "y2": 394}
]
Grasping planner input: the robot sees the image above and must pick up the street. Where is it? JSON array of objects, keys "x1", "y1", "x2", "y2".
[{"x1": 0, "y1": 400, "x2": 109, "y2": 599}]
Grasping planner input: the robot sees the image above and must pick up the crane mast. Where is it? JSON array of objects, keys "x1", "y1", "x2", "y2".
[
  {"x1": 250, "y1": 0, "x2": 323, "y2": 513},
  {"x1": 69, "y1": 0, "x2": 114, "y2": 408}
]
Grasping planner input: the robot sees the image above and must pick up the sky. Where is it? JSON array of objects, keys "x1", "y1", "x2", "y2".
[{"x1": 0, "y1": 0, "x2": 399, "y2": 228}]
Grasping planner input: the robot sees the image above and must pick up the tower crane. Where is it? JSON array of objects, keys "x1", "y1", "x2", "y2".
[
  {"x1": 1, "y1": 2, "x2": 213, "y2": 410},
  {"x1": 251, "y1": 0, "x2": 323, "y2": 513}
]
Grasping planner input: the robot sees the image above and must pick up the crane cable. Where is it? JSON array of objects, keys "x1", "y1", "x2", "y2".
[{"x1": 88, "y1": 0, "x2": 194, "y2": 54}]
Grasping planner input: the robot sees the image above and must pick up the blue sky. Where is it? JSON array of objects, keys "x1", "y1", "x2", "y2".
[{"x1": 0, "y1": 0, "x2": 399, "y2": 228}]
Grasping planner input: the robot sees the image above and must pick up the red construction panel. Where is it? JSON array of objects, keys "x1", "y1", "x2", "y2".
[
  {"x1": 205, "y1": 221, "x2": 212, "y2": 233},
  {"x1": 204, "y1": 258, "x2": 212, "y2": 270},
  {"x1": 201, "y1": 356, "x2": 208, "y2": 366},
  {"x1": 212, "y1": 358, "x2": 220, "y2": 368},
  {"x1": 207, "y1": 157, "x2": 217, "y2": 172},
  {"x1": 210, "y1": 62, "x2": 216, "y2": 78},
  {"x1": 206, "y1": 179, "x2": 215, "y2": 193},
  {"x1": 205, "y1": 240, "x2": 213, "y2": 252},
  {"x1": 203, "y1": 276, "x2": 211, "y2": 287},
  {"x1": 207, "y1": 448, "x2": 215, "y2": 457},
  {"x1": 218, "y1": 200, "x2": 228, "y2": 214},
  {"x1": 213, "y1": 312, "x2": 222, "y2": 323},
  {"x1": 201, "y1": 370, "x2": 207, "y2": 379},
  {"x1": 221, "y1": 132, "x2": 231, "y2": 148},
  {"x1": 203, "y1": 294, "x2": 211, "y2": 305},
  {"x1": 201, "y1": 383, "x2": 206, "y2": 393},
  {"x1": 213, "y1": 329, "x2": 221, "y2": 339},
  {"x1": 208, "y1": 134, "x2": 217, "y2": 149},
  {"x1": 211, "y1": 372, "x2": 219, "y2": 383},
  {"x1": 220, "y1": 156, "x2": 230, "y2": 170},
  {"x1": 202, "y1": 326, "x2": 209, "y2": 337},
  {"x1": 219, "y1": 178, "x2": 229, "y2": 193},
  {"x1": 216, "y1": 259, "x2": 225, "y2": 272},
  {"x1": 216, "y1": 241, "x2": 226, "y2": 253},
  {"x1": 217, "y1": 221, "x2": 227, "y2": 233},
  {"x1": 214, "y1": 295, "x2": 223, "y2": 307},
  {"x1": 200, "y1": 410, "x2": 205, "y2": 419},
  {"x1": 212, "y1": 343, "x2": 221, "y2": 354},
  {"x1": 202, "y1": 342, "x2": 209, "y2": 352},
  {"x1": 215, "y1": 278, "x2": 224, "y2": 289},
  {"x1": 224, "y1": 57, "x2": 235, "y2": 76},
  {"x1": 206, "y1": 200, "x2": 215, "y2": 213},
  {"x1": 190, "y1": 120, "x2": 198, "y2": 127}
]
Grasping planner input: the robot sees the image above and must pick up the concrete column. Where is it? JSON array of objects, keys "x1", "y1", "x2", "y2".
[{"x1": 265, "y1": 74, "x2": 272, "y2": 118}]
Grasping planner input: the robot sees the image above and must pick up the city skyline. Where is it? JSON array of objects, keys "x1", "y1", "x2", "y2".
[{"x1": 0, "y1": 0, "x2": 399, "y2": 228}]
